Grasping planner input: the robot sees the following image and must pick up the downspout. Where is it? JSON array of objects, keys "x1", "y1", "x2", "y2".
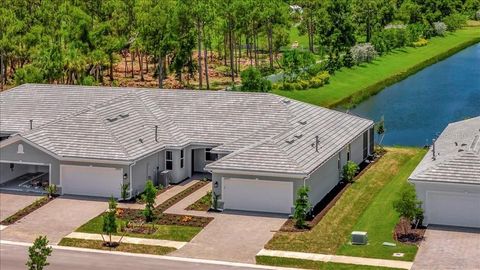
[{"x1": 128, "y1": 160, "x2": 137, "y2": 200}]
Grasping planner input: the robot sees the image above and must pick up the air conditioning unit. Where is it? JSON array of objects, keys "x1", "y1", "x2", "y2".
[
  {"x1": 158, "y1": 170, "x2": 171, "y2": 188},
  {"x1": 351, "y1": 231, "x2": 368, "y2": 245}
]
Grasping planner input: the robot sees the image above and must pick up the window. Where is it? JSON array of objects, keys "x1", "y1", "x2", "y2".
[
  {"x1": 337, "y1": 153, "x2": 342, "y2": 180},
  {"x1": 369, "y1": 128, "x2": 375, "y2": 155},
  {"x1": 205, "y1": 148, "x2": 218, "y2": 161},
  {"x1": 17, "y1": 144, "x2": 24, "y2": 154},
  {"x1": 363, "y1": 131, "x2": 368, "y2": 159},
  {"x1": 165, "y1": 150, "x2": 173, "y2": 170},
  {"x1": 180, "y1": 149, "x2": 184, "y2": 168},
  {"x1": 347, "y1": 144, "x2": 351, "y2": 161}
]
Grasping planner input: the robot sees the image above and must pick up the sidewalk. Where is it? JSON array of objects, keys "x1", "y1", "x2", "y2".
[
  {"x1": 118, "y1": 179, "x2": 199, "y2": 210},
  {"x1": 257, "y1": 249, "x2": 413, "y2": 269},
  {"x1": 65, "y1": 232, "x2": 187, "y2": 249},
  {"x1": 163, "y1": 183, "x2": 214, "y2": 218}
]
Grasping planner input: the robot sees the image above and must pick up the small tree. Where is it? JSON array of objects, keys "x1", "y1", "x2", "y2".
[
  {"x1": 350, "y1": 43, "x2": 378, "y2": 65},
  {"x1": 26, "y1": 236, "x2": 52, "y2": 270},
  {"x1": 142, "y1": 180, "x2": 158, "y2": 223},
  {"x1": 46, "y1": 184, "x2": 57, "y2": 199},
  {"x1": 342, "y1": 161, "x2": 359, "y2": 183},
  {"x1": 343, "y1": 50, "x2": 354, "y2": 68},
  {"x1": 393, "y1": 186, "x2": 423, "y2": 233},
  {"x1": 102, "y1": 196, "x2": 118, "y2": 247},
  {"x1": 294, "y1": 186, "x2": 311, "y2": 229},
  {"x1": 375, "y1": 116, "x2": 386, "y2": 146},
  {"x1": 433, "y1": 22, "x2": 447, "y2": 36}
]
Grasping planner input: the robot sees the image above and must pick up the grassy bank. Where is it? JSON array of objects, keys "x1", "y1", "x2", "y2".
[
  {"x1": 273, "y1": 27, "x2": 480, "y2": 108},
  {"x1": 265, "y1": 147, "x2": 426, "y2": 261}
]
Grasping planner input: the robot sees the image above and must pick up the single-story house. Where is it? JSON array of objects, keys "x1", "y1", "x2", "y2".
[
  {"x1": 0, "y1": 84, "x2": 374, "y2": 214},
  {"x1": 409, "y1": 116, "x2": 480, "y2": 228}
]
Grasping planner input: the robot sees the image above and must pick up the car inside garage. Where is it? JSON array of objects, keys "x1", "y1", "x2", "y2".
[
  {"x1": 61, "y1": 165, "x2": 123, "y2": 198},
  {"x1": 222, "y1": 178, "x2": 293, "y2": 214}
]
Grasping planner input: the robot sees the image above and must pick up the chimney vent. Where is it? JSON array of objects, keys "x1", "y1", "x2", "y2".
[
  {"x1": 432, "y1": 139, "x2": 436, "y2": 160},
  {"x1": 29, "y1": 119, "x2": 33, "y2": 130},
  {"x1": 155, "y1": 125, "x2": 158, "y2": 142}
]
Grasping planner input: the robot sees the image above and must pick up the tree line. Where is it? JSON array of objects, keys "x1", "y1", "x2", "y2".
[{"x1": 0, "y1": 0, "x2": 478, "y2": 90}]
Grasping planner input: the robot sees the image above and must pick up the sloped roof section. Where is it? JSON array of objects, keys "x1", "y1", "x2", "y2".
[
  {"x1": 410, "y1": 116, "x2": 480, "y2": 185},
  {"x1": 1, "y1": 84, "x2": 373, "y2": 174}
]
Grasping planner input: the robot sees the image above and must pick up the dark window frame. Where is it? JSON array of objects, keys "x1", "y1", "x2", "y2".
[
  {"x1": 205, "y1": 148, "x2": 218, "y2": 161},
  {"x1": 166, "y1": 150, "x2": 173, "y2": 170}
]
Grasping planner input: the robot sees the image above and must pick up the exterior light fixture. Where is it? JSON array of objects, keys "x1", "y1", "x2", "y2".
[
  {"x1": 214, "y1": 181, "x2": 218, "y2": 188},
  {"x1": 123, "y1": 173, "x2": 128, "y2": 180}
]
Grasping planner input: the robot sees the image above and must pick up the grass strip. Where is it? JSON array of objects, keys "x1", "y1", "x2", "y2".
[
  {"x1": 256, "y1": 256, "x2": 403, "y2": 270},
  {"x1": 58, "y1": 238, "x2": 175, "y2": 255},
  {"x1": 0, "y1": 196, "x2": 52, "y2": 225}
]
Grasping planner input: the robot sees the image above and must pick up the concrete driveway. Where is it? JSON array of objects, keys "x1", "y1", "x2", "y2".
[
  {"x1": 0, "y1": 196, "x2": 107, "y2": 244},
  {"x1": 171, "y1": 211, "x2": 286, "y2": 263},
  {"x1": 412, "y1": 226, "x2": 480, "y2": 270},
  {"x1": 0, "y1": 192, "x2": 42, "y2": 222}
]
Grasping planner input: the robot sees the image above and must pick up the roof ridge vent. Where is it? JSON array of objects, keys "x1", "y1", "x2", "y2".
[
  {"x1": 282, "y1": 99, "x2": 291, "y2": 104},
  {"x1": 139, "y1": 138, "x2": 144, "y2": 143},
  {"x1": 285, "y1": 139, "x2": 295, "y2": 144},
  {"x1": 294, "y1": 134, "x2": 303, "y2": 139},
  {"x1": 298, "y1": 120, "x2": 307, "y2": 125}
]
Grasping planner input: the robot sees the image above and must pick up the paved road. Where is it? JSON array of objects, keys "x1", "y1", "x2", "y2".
[{"x1": 0, "y1": 243, "x2": 291, "y2": 270}]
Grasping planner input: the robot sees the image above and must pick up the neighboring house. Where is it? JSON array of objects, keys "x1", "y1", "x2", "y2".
[
  {"x1": 409, "y1": 116, "x2": 480, "y2": 228},
  {"x1": 0, "y1": 84, "x2": 374, "y2": 214}
]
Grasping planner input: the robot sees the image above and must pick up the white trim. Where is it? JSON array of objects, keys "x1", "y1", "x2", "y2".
[
  {"x1": 410, "y1": 178, "x2": 480, "y2": 187},
  {"x1": 209, "y1": 169, "x2": 307, "y2": 179}
]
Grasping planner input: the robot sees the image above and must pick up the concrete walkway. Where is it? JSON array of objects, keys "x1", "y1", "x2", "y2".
[
  {"x1": 164, "y1": 183, "x2": 213, "y2": 217},
  {"x1": 118, "y1": 179, "x2": 199, "y2": 210},
  {"x1": 65, "y1": 232, "x2": 187, "y2": 249},
  {"x1": 257, "y1": 249, "x2": 413, "y2": 269}
]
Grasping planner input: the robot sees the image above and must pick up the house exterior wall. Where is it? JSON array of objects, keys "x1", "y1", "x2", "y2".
[
  {"x1": 411, "y1": 180, "x2": 480, "y2": 226},
  {"x1": 306, "y1": 155, "x2": 341, "y2": 206},
  {"x1": 0, "y1": 141, "x2": 60, "y2": 185},
  {"x1": 131, "y1": 151, "x2": 164, "y2": 196}
]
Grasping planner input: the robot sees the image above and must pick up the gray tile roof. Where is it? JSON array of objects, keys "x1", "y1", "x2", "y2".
[
  {"x1": 410, "y1": 117, "x2": 480, "y2": 185},
  {"x1": 1, "y1": 84, "x2": 373, "y2": 175}
]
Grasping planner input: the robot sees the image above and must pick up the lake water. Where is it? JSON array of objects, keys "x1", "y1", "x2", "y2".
[{"x1": 349, "y1": 43, "x2": 480, "y2": 146}]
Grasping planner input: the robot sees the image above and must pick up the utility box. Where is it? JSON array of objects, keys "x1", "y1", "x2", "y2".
[{"x1": 351, "y1": 231, "x2": 368, "y2": 245}]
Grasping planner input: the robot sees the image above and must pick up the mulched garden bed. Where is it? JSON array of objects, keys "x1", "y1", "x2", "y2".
[
  {"x1": 117, "y1": 208, "x2": 213, "y2": 228},
  {"x1": 1, "y1": 196, "x2": 54, "y2": 225},
  {"x1": 279, "y1": 153, "x2": 384, "y2": 232},
  {"x1": 393, "y1": 218, "x2": 426, "y2": 245},
  {"x1": 155, "y1": 181, "x2": 209, "y2": 212}
]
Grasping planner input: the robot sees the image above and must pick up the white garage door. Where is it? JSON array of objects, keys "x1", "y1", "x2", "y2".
[
  {"x1": 61, "y1": 165, "x2": 122, "y2": 198},
  {"x1": 427, "y1": 191, "x2": 480, "y2": 228},
  {"x1": 223, "y1": 178, "x2": 293, "y2": 214}
]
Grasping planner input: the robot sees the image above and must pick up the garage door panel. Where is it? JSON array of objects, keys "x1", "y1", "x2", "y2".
[
  {"x1": 223, "y1": 178, "x2": 293, "y2": 214},
  {"x1": 61, "y1": 165, "x2": 122, "y2": 198},
  {"x1": 427, "y1": 191, "x2": 480, "y2": 228}
]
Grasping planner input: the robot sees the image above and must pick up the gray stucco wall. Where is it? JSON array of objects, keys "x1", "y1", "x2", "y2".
[
  {"x1": 306, "y1": 155, "x2": 340, "y2": 205},
  {"x1": 0, "y1": 141, "x2": 60, "y2": 185},
  {"x1": 131, "y1": 151, "x2": 164, "y2": 196}
]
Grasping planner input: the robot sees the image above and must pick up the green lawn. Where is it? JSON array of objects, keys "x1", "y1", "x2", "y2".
[
  {"x1": 76, "y1": 215, "x2": 202, "y2": 242},
  {"x1": 274, "y1": 27, "x2": 480, "y2": 108},
  {"x1": 265, "y1": 147, "x2": 427, "y2": 262},
  {"x1": 59, "y1": 238, "x2": 175, "y2": 255},
  {"x1": 256, "y1": 256, "x2": 403, "y2": 270}
]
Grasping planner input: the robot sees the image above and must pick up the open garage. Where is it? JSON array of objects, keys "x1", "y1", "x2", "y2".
[{"x1": 0, "y1": 161, "x2": 50, "y2": 193}]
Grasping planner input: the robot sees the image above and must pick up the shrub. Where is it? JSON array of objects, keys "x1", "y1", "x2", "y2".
[
  {"x1": 433, "y1": 22, "x2": 447, "y2": 36},
  {"x1": 443, "y1": 13, "x2": 467, "y2": 31},
  {"x1": 102, "y1": 197, "x2": 118, "y2": 246},
  {"x1": 281, "y1": 49, "x2": 315, "y2": 82},
  {"x1": 142, "y1": 180, "x2": 158, "y2": 222},
  {"x1": 294, "y1": 186, "x2": 311, "y2": 228},
  {"x1": 14, "y1": 65, "x2": 44, "y2": 85},
  {"x1": 27, "y1": 236, "x2": 52, "y2": 270},
  {"x1": 315, "y1": 71, "x2": 330, "y2": 84},
  {"x1": 406, "y1": 23, "x2": 429, "y2": 44},
  {"x1": 393, "y1": 185, "x2": 423, "y2": 231},
  {"x1": 299, "y1": 80, "x2": 310, "y2": 90},
  {"x1": 371, "y1": 34, "x2": 388, "y2": 55},
  {"x1": 120, "y1": 183, "x2": 130, "y2": 201},
  {"x1": 80, "y1": 75, "x2": 96, "y2": 86},
  {"x1": 290, "y1": 82, "x2": 301, "y2": 90},
  {"x1": 342, "y1": 161, "x2": 359, "y2": 183},
  {"x1": 46, "y1": 184, "x2": 57, "y2": 199},
  {"x1": 326, "y1": 55, "x2": 341, "y2": 74},
  {"x1": 476, "y1": 10, "x2": 480, "y2": 21},
  {"x1": 280, "y1": 82, "x2": 293, "y2": 91},
  {"x1": 351, "y1": 43, "x2": 378, "y2": 65},
  {"x1": 306, "y1": 62, "x2": 327, "y2": 77},
  {"x1": 413, "y1": 38, "x2": 428, "y2": 47},
  {"x1": 240, "y1": 67, "x2": 272, "y2": 92},
  {"x1": 343, "y1": 50, "x2": 354, "y2": 68}
]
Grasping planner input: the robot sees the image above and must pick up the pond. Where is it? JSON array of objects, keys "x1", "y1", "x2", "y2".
[{"x1": 348, "y1": 43, "x2": 480, "y2": 146}]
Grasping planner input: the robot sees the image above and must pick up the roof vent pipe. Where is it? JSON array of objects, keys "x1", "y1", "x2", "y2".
[
  {"x1": 29, "y1": 119, "x2": 33, "y2": 130},
  {"x1": 432, "y1": 139, "x2": 436, "y2": 160},
  {"x1": 315, "y1": 135, "x2": 320, "y2": 152},
  {"x1": 155, "y1": 125, "x2": 158, "y2": 142}
]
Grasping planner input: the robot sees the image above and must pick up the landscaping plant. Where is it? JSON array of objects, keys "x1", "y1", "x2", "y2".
[
  {"x1": 393, "y1": 185, "x2": 423, "y2": 234},
  {"x1": 433, "y1": 22, "x2": 447, "y2": 36},
  {"x1": 375, "y1": 116, "x2": 386, "y2": 147},
  {"x1": 350, "y1": 43, "x2": 378, "y2": 65},
  {"x1": 294, "y1": 186, "x2": 311, "y2": 229},
  {"x1": 26, "y1": 235, "x2": 52, "y2": 270},
  {"x1": 120, "y1": 183, "x2": 130, "y2": 201},
  {"x1": 342, "y1": 161, "x2": 359, "y2": 183},
  {"x1": 46, "y1": 184, "x2": 57, "y2": 199},
  {"x1": 142, "y1": 180, "x2": 158, "y2": 223},
  {"x1": 102, "y1": 196, "x2": 118, "y2": 247},
  {"x1": 240, "y1": 67, "x2": 272, "y2": 92}
]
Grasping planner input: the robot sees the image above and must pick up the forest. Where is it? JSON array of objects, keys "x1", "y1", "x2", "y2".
[{"x1": 0, "y1": 0, "x2": 479, "y2": 91}]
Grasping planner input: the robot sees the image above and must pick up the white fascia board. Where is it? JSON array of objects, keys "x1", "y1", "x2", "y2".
[
  {"x1": 409, "y1": 178, "x2": 480, "y2": 187},
  {"x1": 208, "y1": 168, "x2": 307, "y2": 179}
]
